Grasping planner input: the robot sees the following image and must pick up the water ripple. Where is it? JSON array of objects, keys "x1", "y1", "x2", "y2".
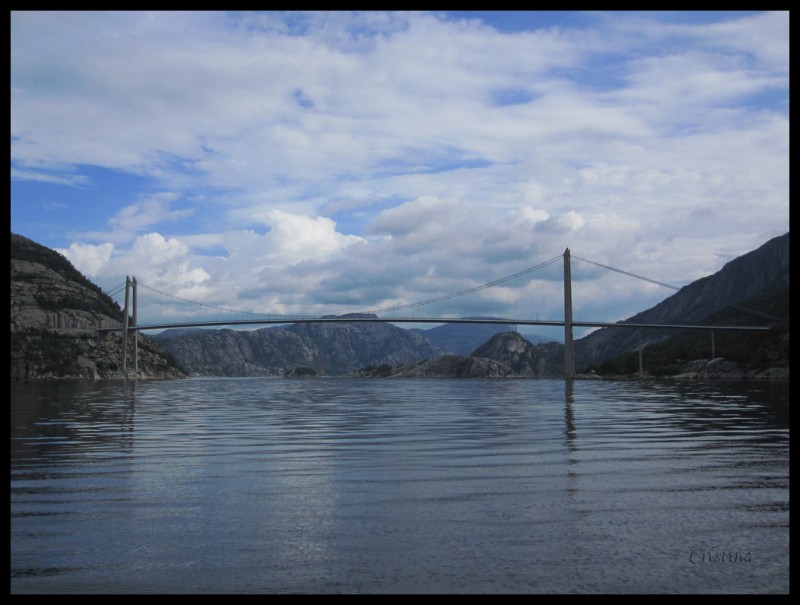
[{"x1": 11, "y1": 378, "x2": 789, "y2": 594}]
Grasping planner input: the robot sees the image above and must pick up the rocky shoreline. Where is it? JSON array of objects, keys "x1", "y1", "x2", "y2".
[
  {"x1": 349, "y1": 354, "x2": 789, "y2": 381},
  {"x1": 669, "y1": 357, "x2": 789, "y2": 381},
  {"x1": 10, "y1": 330, "x2": 187, "y2": 381}
]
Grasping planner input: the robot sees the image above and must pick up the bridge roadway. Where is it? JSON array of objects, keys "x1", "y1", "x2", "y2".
[
  {"x1": 101, "y1": 316, "x2": 774, "y2": 333},
  {"x1": 107, "y1": 250, "x2": 776, "y2": 377}
]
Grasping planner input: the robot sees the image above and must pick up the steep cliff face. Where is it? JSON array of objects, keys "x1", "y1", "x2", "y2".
[
  {"x1": 10, "y1": 233, "x2": 186, "y2": 380},
  {"x1": 154, "y1": 317, "x2": 447, "y2": 376},
  {"x1": 11, "y1": 234, "x2": 122, "y2": 334},
  {"x1": 10, "y1": 331, "x2": 186, "y2": 381},
  {"x1": 574, "y1": 232, "x2": 790, "y2": 368},
  {"x1": 471, "y1": 332, "x2": 564, "y2": 377}
]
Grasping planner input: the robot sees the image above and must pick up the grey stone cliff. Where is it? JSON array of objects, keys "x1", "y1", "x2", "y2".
[
  {"x1": 10, "y1": 233, "x2": 186, "y2": 380},
  {"x1": 471, "y1": 332, "x2": 564, "y2": 377},
  {"x1": 154, "y1": 317, "x2": 447, "y2": 377}
]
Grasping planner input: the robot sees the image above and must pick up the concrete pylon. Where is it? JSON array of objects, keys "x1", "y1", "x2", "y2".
[
  {"x1": 563, "y1": 249, "x2": 575, "y2": 380},
  {"x1": 122, "y1": 276, "x2": 130, "y2": 372},
  {"x1": 132, "y1": 277, "x2": 138, "y2": 372}
]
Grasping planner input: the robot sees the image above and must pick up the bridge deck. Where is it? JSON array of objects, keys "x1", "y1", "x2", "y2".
[{"x1": 97, "y1": 316, "x2": 774, "y2": 332}]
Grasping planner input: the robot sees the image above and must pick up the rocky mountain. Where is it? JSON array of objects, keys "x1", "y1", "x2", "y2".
[
  {"x1": 581, "y1": 286, "x2": 790, "y2": 379},
  {"x1": 471, "y1": 332, "x2": 564, "y2": 377},
  {"x1": 377, "y1": 355, "x2": 519, "y2": 378},
  {"x1": 10, "y1": 233, "x2": 187, "y2": 380},
  {"x1": 410, "y1": 320, "x2": 521, "y2": 355},
  {"x1": 153, "y1": 315, "x2": 447, "y2": 376},
  {"x1": 574, "y1": 232, "x2": 790, "y2": 368}
]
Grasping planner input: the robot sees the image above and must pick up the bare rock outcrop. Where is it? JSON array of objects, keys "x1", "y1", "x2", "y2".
[
  {"x1": 471, "y1": 331, "x2": 563, "y2": 377},
  {"x1": 390, "y1": 355, "x2": 518, "y2": 378},
  {"x1": 11, "y1": 233, "x2": 186, "y2": 380}
]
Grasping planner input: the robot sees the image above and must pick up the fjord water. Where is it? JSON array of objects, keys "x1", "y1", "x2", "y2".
[{"x1": 11, "y1": 378, "x2": 789, "y2": 594}]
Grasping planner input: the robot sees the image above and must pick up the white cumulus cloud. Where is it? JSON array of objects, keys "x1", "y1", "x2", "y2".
[{"x1": 57, "y1": 242, "x2": 114, "y2": 277}]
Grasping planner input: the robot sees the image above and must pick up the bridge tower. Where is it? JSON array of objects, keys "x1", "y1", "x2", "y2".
[
  {"x1": 132, "y1": 277, "x2": 138, "y2": 372},
  {"x1": 121, "y1": 276, "x2": 130, "y2": 372},
  {"x1": 120, "y1": 276, "x2": 138, "y2": 374},
  {"x1": 563, "y1": 248, "x2": 575, "y2": 380}
]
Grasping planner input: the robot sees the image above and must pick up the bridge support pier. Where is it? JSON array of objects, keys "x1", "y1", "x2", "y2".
[{"x1": 563, "y1": 248, "x2": 575, "y2": 380}]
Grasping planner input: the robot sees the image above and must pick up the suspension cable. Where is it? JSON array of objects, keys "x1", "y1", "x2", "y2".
[
  {"x1": 572, "y1": 255, "x2": 681, "y2": 291},
  {"x1": 118, "y1": 251, "x2": 786, "y2": 327},
  {"x1": 374, "y1": 255, "x2": 562, "y2": 314},
  {"x1": 103, "y1": 282, "x2": 127, "y2": 298},
  {"x1": 573, "y1": 255, "x2": 786, "y2": 324},
  {"x1": 138, "y1": 282, "x2": 297, "y2": 319}
]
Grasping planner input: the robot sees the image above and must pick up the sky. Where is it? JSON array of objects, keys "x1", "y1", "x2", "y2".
[{"x1": 10, "y1": 11, "x2": 790, "y2": 340}]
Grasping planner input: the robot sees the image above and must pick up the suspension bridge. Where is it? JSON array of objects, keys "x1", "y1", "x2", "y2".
[{"x1": 100, "y1": 249, "x2": 773, "y2": 378}]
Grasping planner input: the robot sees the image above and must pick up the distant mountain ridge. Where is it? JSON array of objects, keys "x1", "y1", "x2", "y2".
[
  {"x1": 410, "y1": 320, "x2": 517, "y2": 355},
  {"x1": 154, "y1": 318, "x2": 447, "y2": 376}
]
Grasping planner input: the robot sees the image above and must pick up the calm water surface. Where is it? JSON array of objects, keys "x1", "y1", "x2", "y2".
[{"x1": 10, "y1": 378, "x2": 789, "y2": 594}]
